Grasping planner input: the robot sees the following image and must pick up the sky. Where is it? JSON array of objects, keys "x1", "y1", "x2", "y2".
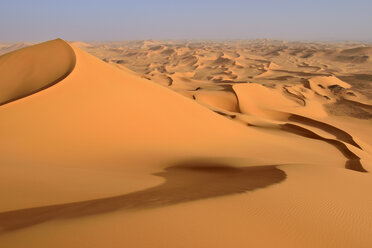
[{"x1": 1, "y1": 0, "x2": 371, "y2": 42}]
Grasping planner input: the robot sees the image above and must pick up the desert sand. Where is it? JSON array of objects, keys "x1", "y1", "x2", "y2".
[{"x1": 0, "y1": 38, "x2": 372, "y2": 248}]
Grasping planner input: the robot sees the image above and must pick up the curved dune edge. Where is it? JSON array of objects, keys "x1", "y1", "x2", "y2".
[
  {"x1": 287, "y1": 114, "x2": 362, "y2": 149},
  {"x1": 190, "y1": 102, "x2": 368, "y2": 173},
  {"x1": 0, "y1": 39, "x2": 76, "y2": 106},
  {"x1": 280, "y1": 123, "x2": 366, "y2": 172},
  {"x1": 211, "y1": 104, "x2": 368, "y2": 172},
  {"x1": 208, "y1": 83, "x2": 369, "y2": 172},
  {"x1": 0, "y1": 163, "x2": 285, "y2": 233}
]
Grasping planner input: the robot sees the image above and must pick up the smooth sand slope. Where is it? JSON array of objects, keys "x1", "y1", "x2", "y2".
[{"x1": 0, "y1": 39, "x2": 372, "y2": 248}]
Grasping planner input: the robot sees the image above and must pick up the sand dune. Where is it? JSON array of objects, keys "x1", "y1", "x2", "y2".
[
  {"x1": 0, "y1": 42, "x2": 33, "y2": 56},
  {"x1": 0, "y1": 39, "x2": 372, "y2": 248}
]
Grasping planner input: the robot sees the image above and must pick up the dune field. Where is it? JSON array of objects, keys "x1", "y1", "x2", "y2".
[{"x1": 0, "y1": 39, "x2": 372, "y2": 247}]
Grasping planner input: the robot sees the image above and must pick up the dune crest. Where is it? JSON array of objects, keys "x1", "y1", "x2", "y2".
[{"x1": 0, "y1": 39, "x2": 76, "y2": 106}]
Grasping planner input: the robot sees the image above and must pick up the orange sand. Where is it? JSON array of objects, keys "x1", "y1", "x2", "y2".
[{"x1": 0, "y1": 39, "x2": 371, "y2": 248}]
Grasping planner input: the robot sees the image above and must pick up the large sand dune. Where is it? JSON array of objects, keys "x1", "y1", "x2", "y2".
[{"x1": 0, "y1": 39, "x2": 372, "y2": 248}]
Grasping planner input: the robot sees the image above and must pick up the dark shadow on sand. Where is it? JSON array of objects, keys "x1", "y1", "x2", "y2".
[
  {"x1": 0, "y1": 162, "x2": 286, "y2": 234},
  {"x1": 281, "y1": 123, "x2": 367, "y2": 172}
]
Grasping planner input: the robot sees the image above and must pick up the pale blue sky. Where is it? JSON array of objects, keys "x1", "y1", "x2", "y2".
[{"x1": 1, "y1": 0, "x2": 371, "y2": 42}]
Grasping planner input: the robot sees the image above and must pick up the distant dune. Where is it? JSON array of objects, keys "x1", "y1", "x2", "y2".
[
  {"x1": 0, "y1": 39, "x2": 371, "y2": 248},
  {"x1": 0, "y1": 42, "x2": 35, "y2": 56}
]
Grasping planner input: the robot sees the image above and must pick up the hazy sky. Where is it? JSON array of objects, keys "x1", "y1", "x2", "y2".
[{"x1": 1, "y1": 0, "x2": 371, "y2": 42}]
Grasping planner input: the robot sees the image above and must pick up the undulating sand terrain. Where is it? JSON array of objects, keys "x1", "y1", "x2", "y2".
[{"x1": 0, "y1": 39, "x2": 372, "y2": 248}]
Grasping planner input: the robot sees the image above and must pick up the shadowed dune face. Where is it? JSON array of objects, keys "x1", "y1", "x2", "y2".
[
  {"x1": 288, "y1": 114, "x2": 362, "y2": 149},
  {"x1": 0, "y1": 163, "x2": 285, "y2": 234},
  {"x1": 0, "y1": 39, "x2": 76, "y2": 106},
  {"x1": 280, "y1": 123, "x2": 366, "y2": 172},
  {"x1": 223, "y1": 82, "x2": 368, "y2": 173}
]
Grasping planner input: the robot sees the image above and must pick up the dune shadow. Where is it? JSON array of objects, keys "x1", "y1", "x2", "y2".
[
  {"x1": 282, "y1": 87, "x2": 306, "y2": 106},
  {"x1": 288, "y1": 114, "x2": 362, "y2": 149},
  {"x1": 0, "y1": 162, "x2": 286, "y2": 234},
  {"x1": 281, "y1": 123, "x2": 367, "y2": 172}
]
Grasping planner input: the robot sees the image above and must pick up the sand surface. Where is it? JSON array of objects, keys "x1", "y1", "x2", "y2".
[{"x1": 0, "y1": 39, "x2": 371, "y2": 248}]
